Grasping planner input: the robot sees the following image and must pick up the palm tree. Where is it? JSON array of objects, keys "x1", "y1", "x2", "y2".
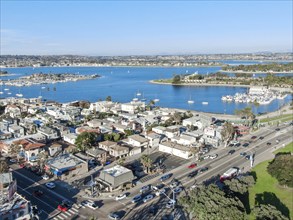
[
  {"x1": 140, "y1": 154, "x2": 153, "y2": 174},
  {"x1": 75, "y1": 132, "x2": 97, "y2": 152},
  {"x1": 221, "y1": 122, "x2": 235, "y2": 147}
]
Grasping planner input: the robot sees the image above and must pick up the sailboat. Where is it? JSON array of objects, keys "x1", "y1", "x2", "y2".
[
  {"x1": 136, "y1": 90, "x2": 141, "y2": 96},
  {"x1": 16, "y1": 87, "x2": 23, "y2": 97},
  {"x1": 141, "y1": 92, "x2": 147, "y2": 101},
  {"x1": 187, "y1": 87, "x2": 194, "y2": 104}
]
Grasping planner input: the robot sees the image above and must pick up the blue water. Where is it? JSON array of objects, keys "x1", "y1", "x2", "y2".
[{"x1": 0, "y1": 66, "x2": 292, "y2": 115}]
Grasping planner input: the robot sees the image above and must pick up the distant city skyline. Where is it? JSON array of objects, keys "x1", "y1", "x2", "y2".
[{"x1": 0, "y1": 1, "x2": 292, "y2": 55}]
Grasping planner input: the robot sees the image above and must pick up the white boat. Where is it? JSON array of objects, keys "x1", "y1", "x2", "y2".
[
  {"x1": 188, "y1": 100, "x2": 194, "y2": 104},
  {"x1": 154, "y1": 98, "x2": 160, "y2": 102},
  {"x1": 16, "y1": 93, "x2": 23, "y2": 97},
  {"x1": 4, "y1": 88, "x2": 9, "y2": 91},
  {"x1": 7, "y1": 92, "x2": 12, "y2": 95},
  {"x1": 136, "y1": 91, "x2": 142, "y2": 96},
  {"x1": 41, "y1": 86, "x2": 46, "y2": 89},
  {"x1": 202, "y1": 102, "x2": 208, "y2": 105},
  {"x1": 132, "y1": 98, "x2": 139, "y2": 101},
  {"x1": 0, "y1": 92, "x2": 3, "y2": 94}
]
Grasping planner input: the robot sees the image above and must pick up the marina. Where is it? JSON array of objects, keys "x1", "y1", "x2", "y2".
[{"x1": 221, "y1": 87, "x2": 288, "y2": 105}]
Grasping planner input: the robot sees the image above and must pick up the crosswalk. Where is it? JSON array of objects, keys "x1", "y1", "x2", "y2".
[
  {"x1": 140, "y1": 169, "x2": 172, "y2": 183},
  {"x1": 52, "y1": 204, "x2": 82, "y2": 220}
]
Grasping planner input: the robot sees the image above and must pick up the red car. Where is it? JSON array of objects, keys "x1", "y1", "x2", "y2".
[
  {"x1": 57, "y1": 200, "x2": 71, "y2": 212},
  {"x1": 188, "y1": 163, "x2": 197, "y2": 169}
]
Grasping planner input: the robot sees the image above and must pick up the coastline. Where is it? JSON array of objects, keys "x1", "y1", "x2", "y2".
[
  {"x1": 149, "y1": 80, "x2": 293, "y2": 92},
  {"x1": 219, "y1": 70, "x2": 293, "y2": 74}
]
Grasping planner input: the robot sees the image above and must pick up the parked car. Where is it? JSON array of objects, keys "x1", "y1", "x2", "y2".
[
  {"x1": 9, "y1": 158, "x2": 17, "y2": 163},
  {"x1": 115, "y1": 193, "x2": 127, "y2": 201},
  {"x1": 242, "y1": 143, "x2": 249, "y2": 147},
  {"x1": 160, "y1": 173, "x2": 172, "y2": 182},
  {"x1": 108, "y1": 212, "x2": 120, "y2": 220},
  {"x1": 267, "y1": 142, "x2": 272, "y2": 146},
  {"x1": 166, "y1": 199, "x2": 176, "y2": 208},
  {"x1": 140, "y1": 185, "x2": 150, "y2": 193},
  {"x1": 199, "y1": 167, "x2": 208, "y2": 173},
  {"x1": 275, "y1": 128, "x2": 280, "y2": 131},
  {"x1": 228, "y1": 150, "x2": 235, "y2": 155},
  {"x1": 203, "y1": 155, "x2": 210, "y2": 160},
  {"x1": 45, "y1": 182, "x2": 56, "y2": 189},
  {"x1": 33, "y1": 190, "x2": 43, "y2": 197},
  {"x1": 131, "y1": 194, "x2": 142, "y2": 203},
  {"x1": 209, "y1": 154, "x2": 218, "y2": 159},
  {"x1": 19, "y1": 163, "x2": 25, "y2": 168},
  {"x1": 143, "y1": 194, "x2": 154, "y2": 203},
  {"x1": 42, "y1": 174, "x2": 49, "y2": 180},
  {"x1": 188, "y1": 163, "x2": 197, "y2": 169},
  {"x1": 259, "y1": 136, "x2": 264, "y2": 140},
  {"x1": 251, "y1": 136, "x2": 257, "y2": 139}
]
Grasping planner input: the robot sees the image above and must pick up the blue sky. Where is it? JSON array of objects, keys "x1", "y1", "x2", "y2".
[{"x1": 1, "y1": 1, "x2": 292, "y2": 55}]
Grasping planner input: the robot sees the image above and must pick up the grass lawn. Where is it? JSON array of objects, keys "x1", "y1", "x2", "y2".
[
  {"x1": 249, "y1": 142, "x2": 293, "y2": 219},
  {"x1": 259, "y1": 114, "x2": 293, "y2": 123},
  {"x1": 274, "y1": 142, "x2": 293, "y2": 154}
]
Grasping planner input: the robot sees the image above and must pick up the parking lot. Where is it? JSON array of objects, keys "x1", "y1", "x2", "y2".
[{"x1": 148, "y1": 151, "x2": 188, "y2": 170}]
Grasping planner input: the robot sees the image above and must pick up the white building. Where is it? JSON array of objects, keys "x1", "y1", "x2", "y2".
[
  {"x1": 159, "y1": 141, "x2": 193, "y2": 159},
  {"x1": 121, "y1": 100, "x2": 145, "y2": 114}
]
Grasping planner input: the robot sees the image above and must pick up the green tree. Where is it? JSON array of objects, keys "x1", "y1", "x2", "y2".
[
  {"x1": 180, "y1": 184, "x2": 245, "y2": 220},
  {"x1": 124, "y1": 129, "x2": 134, "y2": 137},
  {"x1": 106, "y1": 96, "x2": 112, "y2": 101},
  {"x1": 0, "y1": 160, "x2": 9, "y2": 173},
  {"x1": 75, "y1": 132, "x2": 97, "y2": 152},
  {"x1": 255, "y1": 204, "x2": 288, "y2": 220},
  {"x1": 267, "y1": 153, "x2": 293, "y2": 187},
  {"x1": 117, "y1": 157, "x2": 126, "y2": 166},
  {"x1": 172, "y1": 75, "x2": 181, "y2": 84},
  {"x1": 113, "y1": 133, "x2": 121, "y2": 142},
  {"x1": 221, "y1": 122, "x2": 235, "y2": 147},
  {"x1": 235, "y1": 107, "x2": 255, "y2": 126},
  {"x1": 140, "y1": 154, "x2": 153, "y2": 174}
]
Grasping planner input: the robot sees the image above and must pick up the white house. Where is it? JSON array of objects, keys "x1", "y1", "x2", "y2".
[
  {"x1": 63, "y1": 133, "x2": 78, "y2": 145},
  {"x1": 5, "y1": 105, "x2": 21, "y2": 118},
  {"x1": 159, "y1": 141, "x2": 193, "y2": 159},
  {"x1": 121, "y1": 100, "x2": 145, "y2": 114},
  {"x1": 125, "y1": 134, "x2": 149, "y2": 148},
  {"x1": 152, "y1": 126, "x2": 166, "y2": 135},
  {"x1": 165, "y1": 125, "x2": 180, "y2": 139},
  {"x1": 144, "y1": 132, "x2": 161, "y2": 148}
]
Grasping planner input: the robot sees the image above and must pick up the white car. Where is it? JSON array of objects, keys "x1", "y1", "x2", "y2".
[
  {"x1": 45, "y1": 182, "x2": 56, "y2": 189},
  {"x1": 42, "y1": 175, "x2": 49, "y2": 180},
  {"x1": 170, "y1": 182, "x2": 179, "y2": 189},
  {"x1": 9, "y1": 159, "x2": 17, "y2": 163},
  {"x1": 115, "y1": 193, "x2": 127, "y2": 201},
  {"x1": 140, "y1": 185, "x2": 150, "y2": 193},
  {"x1": 86, "y1": 201, "x2": 98, "y2": 210},
  {"x1": 166, "y1": 199, "x2": 176, "y2": 208},
  {"x1": 203, "y1": 155, "x2": 210, "y2": 160},
  {"x1": 155, "y1": 188, "x2": 166, "y2": 196},
  {"x1": 143, "y1": 194, "x2": 154, "y2": 203},
  {"x1": 209, "y1": 154, "x2": 218, "y2": 160}
]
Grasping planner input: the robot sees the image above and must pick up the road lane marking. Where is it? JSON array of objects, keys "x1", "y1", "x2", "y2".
[
  {"x1": 67, "y1": 209, "x2": 76, "y2": 215},
  {"x1": 13, "y1": 170, "x2": 73, "y2": 202},
  {"x1": 17, "y1": 185, "x2": 54, "y2": 212}
]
